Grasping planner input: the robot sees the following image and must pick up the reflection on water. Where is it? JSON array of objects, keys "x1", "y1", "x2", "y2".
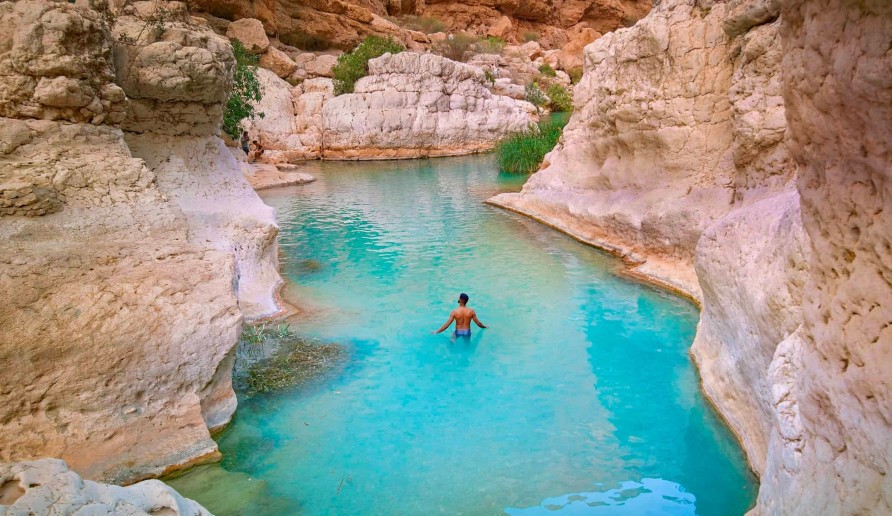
[
  {"x1": 506, "y1": 478, "x2": 696, "y2": 515},
  {"x1": 166, "y1": 154, "x2": 756, "y2": 515}
]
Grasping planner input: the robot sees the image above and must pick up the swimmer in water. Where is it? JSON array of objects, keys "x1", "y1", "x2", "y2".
[{"x1": 431, "y1": 293, "x2": 487, "y2": 337}]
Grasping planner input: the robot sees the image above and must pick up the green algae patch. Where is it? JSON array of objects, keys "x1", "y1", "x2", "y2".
[{"x1": 235, "y1": 324, "x2": 346, "y2": 396}]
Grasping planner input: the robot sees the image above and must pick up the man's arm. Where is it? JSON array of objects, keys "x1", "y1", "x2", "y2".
[
  {"x1": 431, "y1": 312, "x2": 456, "y2": 334},
  {"x1": 472, "y1": 311, "x2": 487, "y2": 329}
]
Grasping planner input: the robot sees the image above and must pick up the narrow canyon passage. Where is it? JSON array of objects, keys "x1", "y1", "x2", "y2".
[{"x1": 167, "y1": 155, "x2": 756, "y2": 515}]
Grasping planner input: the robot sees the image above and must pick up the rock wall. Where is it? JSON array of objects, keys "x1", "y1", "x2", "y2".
[
  {"x1": 489, "y1": 0, "x2": 892, "y2": 513},
  {"x1": 246, "y1": 69, "x2": 333, "y2": 162},
  {"x1": 322, "y1": 52, "x2": 536, "y2": 159},
  {"x1": 0, "y1": 459, "x2": 211, "y2": 515},
  {"x1": 0, "y1": 0, "x2": 280, "y2": 484},
  {"x1": 758, "y1": 0, "x2": 892, "y2": 512}
]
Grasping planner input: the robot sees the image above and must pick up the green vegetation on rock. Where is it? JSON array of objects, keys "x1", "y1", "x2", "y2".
[
  {"x1": 476, "y1": 36, "x2": 507, "y2": 54},
  {"x1": 223, "y1": 39, "x2": 264, "y2": 140},
  {"x1": 538, "y1": 63, "x2": 556, "y2": 77},
  {"x1": 333, "y1": 35, "x2": 405, "y2": 95},
  {"x1": 432, "y1": 32, "x2": 478, "y2": 62},
  {"x1": 496, "y1": 119, "x2": 565, "y2": 175},
  {"x1": 545, "y1": 83, "x2": 573, "y2": 112},
  {"x1": 567, "y1": 66, "x2": 584, "y2": 84},
  {"x1": 524, "y1": 82, "x2": 547, "y2": 113}
]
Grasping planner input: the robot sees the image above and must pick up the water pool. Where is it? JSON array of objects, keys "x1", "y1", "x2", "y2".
[{"x1": 167, "y1": 154, "x2": 757, "y2": 515}]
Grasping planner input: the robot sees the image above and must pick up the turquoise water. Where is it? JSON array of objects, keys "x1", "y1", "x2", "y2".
[{"x1": 167, "y1": 154, "x2": 756, "y2": 515}]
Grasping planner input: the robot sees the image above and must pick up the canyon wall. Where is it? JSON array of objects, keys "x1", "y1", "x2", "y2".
[
  {"x1": 185, "y1": 0, "x2": 651, "y2": 51},
  {"x1": 0, "y1": 0, "x2": 280, "y2": 484},
  {"x1": 490, "y1": 0, "x2": 891, "y2": 512}
]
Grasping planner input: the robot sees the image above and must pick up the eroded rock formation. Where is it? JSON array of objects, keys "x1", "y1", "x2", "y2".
[
  {"x1": 0, "y1": 0, "x2": 280, "y2": 484},
  {"x1": 0, "y1": 459, "x2": 211, "y2": 515},
  {"x1": 490, "y1": 0, "x2": 891, "y2": 512},
  {"x1": 322, "y1": 52, "x2": 536, "y2": 159}
]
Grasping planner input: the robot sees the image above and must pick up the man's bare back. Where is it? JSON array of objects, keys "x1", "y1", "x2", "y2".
[{"x1": 431, "y1": 293, "x2": 487, "y2": 335}]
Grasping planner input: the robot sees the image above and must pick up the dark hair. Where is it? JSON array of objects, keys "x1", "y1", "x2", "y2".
[{"x1": 459, "y1": 293, "x2": 469, "y2": 303}]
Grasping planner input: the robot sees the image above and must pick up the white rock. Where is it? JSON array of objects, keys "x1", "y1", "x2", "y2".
[
  {"x1": 322, "y1": 52, "x2": 536, "y2": 159},
  {"x1": 0, "y1": 458, "x2": 211, "y2": 515}
]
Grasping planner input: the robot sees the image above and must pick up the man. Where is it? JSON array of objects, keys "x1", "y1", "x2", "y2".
[{"x1": 431, "y1": 293, "x2": 487, "y2": 337}]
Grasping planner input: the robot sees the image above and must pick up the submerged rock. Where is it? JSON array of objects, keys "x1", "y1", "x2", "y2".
[{"x1": 0, "y1": 459, "x2": 211, "y2": 515}]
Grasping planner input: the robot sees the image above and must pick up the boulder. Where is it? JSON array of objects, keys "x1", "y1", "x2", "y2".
[
  {"x1": 557, "y1": 27, "x2": 600, "y2": 71},
  {"x1": 488, "y1": 16, "x2": 513, "y2": 39},
  {"x1": 305, "y1": 54, "x2": 339, "y2": 78},
  {"x1": 260, "y1": 46, "x2": 298, "y2": 78},
  {"x1": 0, "y1": 459, "x2": 211, "y2": 515},
  {"x1": 226, "y1": 18, "x2": 270, "y2": 54}
]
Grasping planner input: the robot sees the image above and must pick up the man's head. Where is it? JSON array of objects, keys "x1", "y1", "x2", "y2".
[{"x1": 458, "y1": 293, "x2": 469, "y2": 306}]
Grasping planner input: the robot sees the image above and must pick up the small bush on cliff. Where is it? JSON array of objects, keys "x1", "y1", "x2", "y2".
[
  {"x1": 538, "y1": 63, "x2": 556, "y2": 77},
  {"x1": 223, "y1": 39, "x2": 264, "y2": 140},
  {"x1": 475, "y1": 36, "x2": 506, "y2": 55},
  {"x1": 433, "y1": 32, "x2": 478, "y2": 62},
  {"x1": 522, "y1": 31, "x2": 540, "y2": 42},
  {"x1": 545, "y1": 83, "x2": 573, "y2": 112},
  {"x1": 391, "y1": 15, "x2": 446, "y2": 34},
  {"x1": 567, "y1": 66, "x2": 584, "y2": 84},
  {"x1": 333, "y1": 35, "x2": 406, "y2": 95},
  {"x1": 496, "y1": 119, "x2": 565, "y2": 174},
  {"x1": 524, "y1": 82, "x2": 547, "y2": 113}
]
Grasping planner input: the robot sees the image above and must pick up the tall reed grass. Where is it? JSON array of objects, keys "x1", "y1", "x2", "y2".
[{"x1": 496, "y1": 119, "x2": 565, "y2": 174}]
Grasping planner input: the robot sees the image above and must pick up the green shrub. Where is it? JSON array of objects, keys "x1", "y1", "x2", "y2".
[
  {"x1": 567, "y1": 66, "x2": 584, "y2": 84},
  {"x1": 223, "y1": 39, "x2": 264, "y2": 140},
  {"x1": 391, "y1": 15, "x2": 446, "y2": 34},
  {"x1": 524, "y1": 82, "x2": 547, "y2": 113},
  {"x1": 545, "y1": 83, "x2": 573, "y2": 112},
  {"x1": 538, "y1": 63, "x2": 556, "y2": 77},
  {"x1": 475, "y1": 36, "x2": 506, "y2": 54},
  {"x1": 433, "y1": 32, "x2": 477, "y2": 62},
  {"x1": 332, "y1": 35, "x2": 405, "y2": 95},
  {"x1": 522, "y1": 31, "x2": 540, "y2": 42},
  {"x1": 496, "y1": 120, "x2": 565, "y2": 174},
  {"x1": 484, "y1": 69, "x2": 495, "y2": 85}
]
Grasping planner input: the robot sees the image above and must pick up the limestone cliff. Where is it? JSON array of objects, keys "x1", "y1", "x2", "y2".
[
  {"x1": 244, "y1": 52, "x2": 536, "y2": 162},
  {"x1": 322, "y1": 52, "x2": 536, "y2": 159},
  {"x1": 490, "y1": 0, "x2": 891, "y2": 512},
  {"x1": 0, "y1": 0, "x2": 280, "y2": 484}
]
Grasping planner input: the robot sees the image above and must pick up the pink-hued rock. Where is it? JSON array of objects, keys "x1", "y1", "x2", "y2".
[
  {"x1": 226, "y1": 17, "x2": 270, "y2": 53},
  {"x1": 260, "y1": 45, "x2": 299, "y2": 78}
]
